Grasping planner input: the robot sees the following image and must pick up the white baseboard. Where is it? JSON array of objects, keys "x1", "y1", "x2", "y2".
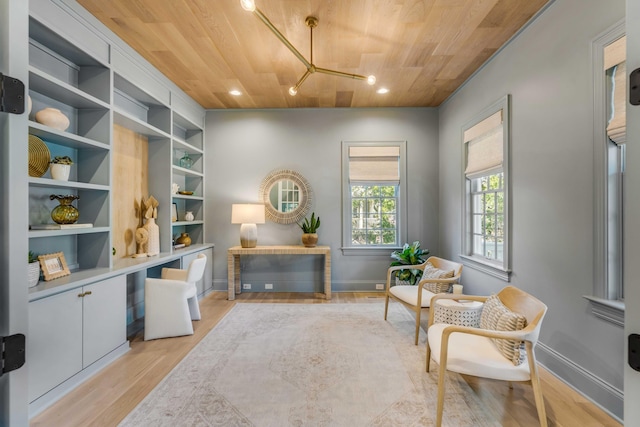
[{"x1": 536, "y1": 342, "x2": 623, "y2": 422}]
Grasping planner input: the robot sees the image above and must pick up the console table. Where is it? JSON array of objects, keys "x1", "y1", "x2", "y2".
[{"x1": 227, "y1": 245, "x2": 331, "y2": 300}]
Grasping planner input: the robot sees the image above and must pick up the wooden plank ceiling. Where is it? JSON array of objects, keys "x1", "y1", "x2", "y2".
[{"x1": 77, "y1": 0, "x2": 549, "y2": 109}]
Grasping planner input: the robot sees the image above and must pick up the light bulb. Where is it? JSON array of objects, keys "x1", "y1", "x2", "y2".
[
  {"x1": 367, "y1": 75, "x2": 376, "y2": 85},
  {"x1": 289, "y1": 87, "x2": 298, "y2": 96},
  {"x1": 377, "y1": 88, "x2": 389, "y2": 94},
  {"x1": 240, "y1": 0, "x2": 256, "y2": 12},
  {"x1": 229, "y1": 90, "x2": 242, "y2": 96}
]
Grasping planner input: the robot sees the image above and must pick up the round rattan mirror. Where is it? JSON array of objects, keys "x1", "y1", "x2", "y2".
[{"x1": 260, "y1": 169, "x2": 312, "y2": 224}]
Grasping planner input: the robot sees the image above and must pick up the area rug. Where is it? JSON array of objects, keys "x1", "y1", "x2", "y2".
[{"x1": 119, "y1": 303, "x2": 497, "y2": 426}]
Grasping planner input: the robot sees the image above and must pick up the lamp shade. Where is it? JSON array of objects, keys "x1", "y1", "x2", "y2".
[{"x1": 231, "y1": 204, "x2": 265, "y2": 224}]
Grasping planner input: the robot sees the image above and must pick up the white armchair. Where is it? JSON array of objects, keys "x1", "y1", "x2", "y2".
[
  {"x1": 384, "y1": 256, "x2": 463, "y2": 344},
  {"x1": 144, "y1": 254, "x2": 207, "y2": 341},
  {"x1": 426, "y1": 286, "x2": 548, "y2": 427}
]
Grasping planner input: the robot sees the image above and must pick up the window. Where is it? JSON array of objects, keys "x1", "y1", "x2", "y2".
[
  {"x1": 470, "y1": 173, "x2": 504, "y2": 261},
  {"x1": 586, "y1": 23, "x2": 625, "y2": 326},
  {"x1": 461, "y1": 96, "x2": 511, "y2": 281},
  {"x1": 342, "y1": 141, "x2": 407, "y2": 255}
]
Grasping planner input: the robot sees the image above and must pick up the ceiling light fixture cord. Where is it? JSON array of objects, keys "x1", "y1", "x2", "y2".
[{"x1": 242, "y1": 0, "x2": 375, "y2": 96}]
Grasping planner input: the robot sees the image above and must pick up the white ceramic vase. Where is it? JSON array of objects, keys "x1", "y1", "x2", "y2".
[
  {"x1": 143, "y1": 217, "x2": 160, "y2": 256},
  {"x1": 185, "y1": 211, "x2": 194, "y2": 221},
  {"x1": 35, "y1": 107, "x2": 70, "y2": 131},
  {"x1": 50, "y1": 163, "x2": 71, "y2": 181},
  {"x1": 28, "y1": 261, "x2": 40, "y2": 287}
]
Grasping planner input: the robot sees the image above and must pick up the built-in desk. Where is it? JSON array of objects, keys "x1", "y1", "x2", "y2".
[{"x1": 227, "y1": 245, "x2": 331, "y2": 300}]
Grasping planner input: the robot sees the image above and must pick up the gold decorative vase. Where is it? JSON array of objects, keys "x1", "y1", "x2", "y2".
[
  {"x1": 176, "y1": 232, "x2": 191, "y2": 247},
  {"x1": 50, "y1": 194, "x2": 79, "y2": 224}
]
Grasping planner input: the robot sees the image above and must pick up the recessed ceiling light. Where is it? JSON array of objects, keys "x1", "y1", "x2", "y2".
[
  {"x1": 229, "y1": 90, "x2": 242, "y2": 96},
  {"x1": 377, "y1": 88, "x2": 389, "y2": 94}
]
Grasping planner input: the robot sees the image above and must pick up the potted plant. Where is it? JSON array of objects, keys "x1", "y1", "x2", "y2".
[
  {"x1": 298, "y1": 212, "x2": 320, "y2": 247},
  {"x1": 50, "y1": 155, "x2": 73, "y2": 181},
  {"x1": 28, "y1": 251, "x2": 40, "y2": 288},
  {"x1": 390, "y1": 241, "x2": 429, "y2": 285}
]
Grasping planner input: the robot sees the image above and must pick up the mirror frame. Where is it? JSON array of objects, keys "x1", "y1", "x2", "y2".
[{"x1": 260, "y1": 169, "x2": 312, "y2": 224}]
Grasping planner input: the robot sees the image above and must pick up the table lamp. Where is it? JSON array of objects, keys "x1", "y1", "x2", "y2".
[{"x1": 231, "y1": 204, "x2": 265, "y2": 248}]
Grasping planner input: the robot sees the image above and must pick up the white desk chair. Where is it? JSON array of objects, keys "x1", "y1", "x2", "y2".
[{"x1": 144, "y1": 254, "x2": 207, "y2": 340}]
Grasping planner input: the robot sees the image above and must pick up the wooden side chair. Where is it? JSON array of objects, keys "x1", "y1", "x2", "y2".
[
  {"x1": 426, "y1": 286, "x2": 548, "y2": 427},
  {"x1": 384, "y1": 256, "x2": 463, "y2": 344}
]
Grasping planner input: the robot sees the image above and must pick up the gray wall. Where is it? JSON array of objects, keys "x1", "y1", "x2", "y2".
[
  {"x1": 438, "y1": 0, "x2": 624, "y2": 419},
  {"x1": 205, "y1": 108, "x2": 438, "y2": 293}
]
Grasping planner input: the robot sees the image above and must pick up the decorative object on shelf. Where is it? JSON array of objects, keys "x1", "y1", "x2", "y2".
[
  {"x1": 133, "y1": 227, "x2": 149, "y2": 258},
  {"x1": 35, "y1": 107, "x2": 70, "y2": 131},
  {"x1": 231, "y1": 203, "x2": 266, "y2": 248},
  {"x1": 38, "y1": 251, "x2": 70, "y2": 281},
  {"x1": 171, "y1": 203, "x2": 178, "y2": 222},
  {"x1": 27, "y1": 95, "x2": 32, "y2": 115},
  {"x1": 50, "y1": 194, "x2": 80, "y2": 224},
  {"x1": 28, "y1": 134, "x2": 51, "y2": 177},
  {"x1": 49, "y1": 155, "x2": 73, "y2": 181},
  {"x1": 240, "y1": 2, "x2": 376, "y2": 96},
  {"x1": 142, "y1": 195, "x2": 160, "y2": 256},
  {"x1": 175, "y1": 232, "x2": 192, "y2": 247},
  {"x1": 30, "y1": 223, "x2": 92, "y2": 230},
  {"x1": 28, "y1": 251, "x2": 40, "y2": 288},
  {"x1": 172, "y1": 183, "x2": 180, "y2": 194},
  {"x1": 178, "y1": 190, "x2": 194, "y2": 196},
  {"x1": 298, "y1": 212, "x2": 320, "y2": 247},
  {"x1": 184, "y1": 211, "x2": 194, "y2": 221},
  {"x1": 179, "y1": 153, "x2": 193, "y2": 169},
  {"x1": 390, "y1": 241, "x2": 429, "y2": 285}
]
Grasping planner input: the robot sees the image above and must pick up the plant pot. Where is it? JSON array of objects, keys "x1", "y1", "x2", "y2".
[
  {"x1": 301, "y1": 233, "x2": 318, "y2": 248},
  {"x1": 50, "y1": 163, "x2": 71, "y2": 181},
  {"x1": 28, "y1": 261, "x2": 40, "y2": 287}
]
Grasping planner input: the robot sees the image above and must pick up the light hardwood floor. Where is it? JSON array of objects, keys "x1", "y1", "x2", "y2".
[{"x1": 31, "y1": 291, "x2": 621, "y2": 427}]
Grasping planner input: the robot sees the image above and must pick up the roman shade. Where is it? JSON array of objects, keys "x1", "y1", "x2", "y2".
[
  {"x1": 348, "y1": 146, "x2": 400, "y2": 183},
  {"x1": 464, "y1": 110, "x2": 503, "y2": 179},
  {"x1": 605, "y1": 35, "x2": 626, "y2": 145}
]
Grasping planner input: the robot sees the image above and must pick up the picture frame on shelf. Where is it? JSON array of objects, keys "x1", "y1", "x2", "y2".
[
  {"x1": 172, "y1": 203, "x2": 178, "y2": 222},
  {"x1": 38, "y1": 252, "x2": 70, "y2": 281}
]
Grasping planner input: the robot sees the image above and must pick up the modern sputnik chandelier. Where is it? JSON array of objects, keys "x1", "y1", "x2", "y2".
[{"x1": 240, "y1": 0, "x2": 376, "y2": 96}]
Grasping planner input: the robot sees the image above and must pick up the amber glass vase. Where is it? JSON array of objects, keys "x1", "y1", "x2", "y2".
[{"x1": 50, "y1": 194, "x2": 79, "y2": 224}]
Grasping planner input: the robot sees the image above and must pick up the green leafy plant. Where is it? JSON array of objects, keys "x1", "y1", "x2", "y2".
[
  {"x1": 390, "y1": 241, "x2": 429, "y2": 285},
  {"x1": 51, "y1": 155, "x2": 73, "y2": 165},
  {"x1": 298, "y1": 212, "x2": 321, "y2": 233},
  {"x1": 28, "y1": 251, "x2": 38, "y2": 263}
]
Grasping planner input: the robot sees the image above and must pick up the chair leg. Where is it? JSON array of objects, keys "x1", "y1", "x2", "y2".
[
  {"x1": 436, "y1": 348, "x2": 448, "y2": 427},
  {"x1": 425, "y1": 342, "x2": 431, "y2": 372},
  {"x1": 414, "y1": 308, "x2": 421, "y2": 345},
  {"x1": 384, "y1": 293, "x2": 390, "y2": 320},
  {"x1": 187, "y1": 296, "x2": 201, "y2": 321},
  {"x1": 526, "y1": 343, "x2": 548, "y2": 427}
]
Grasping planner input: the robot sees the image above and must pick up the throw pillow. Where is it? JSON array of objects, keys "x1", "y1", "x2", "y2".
[
  {"x1": 480, "y1": 294, "x2": 528, "y2": 365},
  {"x1": 421, "y1": 262, "x2": 455, "y2": 293}
]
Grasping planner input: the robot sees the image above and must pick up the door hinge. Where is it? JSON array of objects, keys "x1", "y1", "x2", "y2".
[
  {"x1": 0, "y1": 72, "x2": 25, "y2": 114},
  {"x1": 1, "y1": 334, "x2": 26, "y2": 377},
  {"x1": 630, "y1": 68, "x2": 640, "y2": 106}
]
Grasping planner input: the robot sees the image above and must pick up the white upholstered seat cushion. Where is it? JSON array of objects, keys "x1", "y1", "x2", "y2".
[
  {"x1": 389, "y1": 285, "x2": 436, "y2": 308},
  {"x1": 427, "y1": 323, "x2": 531, "y2": 381}
]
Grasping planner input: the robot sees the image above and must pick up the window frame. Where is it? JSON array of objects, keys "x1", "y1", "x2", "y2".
[
  {"x1": 341, "y1": 141, "x2": 407, "y2": 256},
  {"x1": 585, "y1": 20, "x2": 625, "y2": 326},
  {"x1": 460, "y1": 95, "x2": 511, "y2": 281}
]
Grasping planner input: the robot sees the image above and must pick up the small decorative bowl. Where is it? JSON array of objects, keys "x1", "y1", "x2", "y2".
[{"x1": 178, "y1": 191, "x2": 194, "y2": 195}]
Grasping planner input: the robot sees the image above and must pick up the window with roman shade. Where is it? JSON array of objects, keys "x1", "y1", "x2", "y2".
[
  {"x1": 461, "y1": 96, "x2": 511, "y2": 281},
  {"x1": 342, "y1": 141, "x2": 407, "y2": 254}
]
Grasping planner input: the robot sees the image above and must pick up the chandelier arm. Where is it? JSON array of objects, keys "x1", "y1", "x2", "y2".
[
  {"x1": 252, "y1": 7, "x2": 312, "y2": 70},
  {"x1": 293, "y1": 69, "x2": 312, "y2": 91},
  {"x1": 315, "y1": 67, "x2": 368, "y2": 81}
]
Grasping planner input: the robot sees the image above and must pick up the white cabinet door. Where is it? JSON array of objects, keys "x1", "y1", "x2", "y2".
[
  {"x1": 82, "y1": 276, "x2": 127, "y2": 368},
  {"x1": 27, "y1": 290, "x2": 83, "y2": 402},
  {"x1": 182, "y1": 248, "x2": 213, "y2": 295}
]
